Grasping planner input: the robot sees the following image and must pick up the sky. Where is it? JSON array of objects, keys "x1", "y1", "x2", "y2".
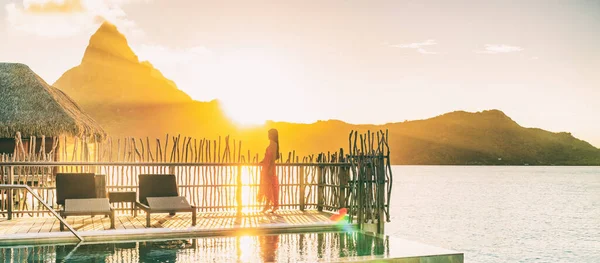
[{"x1": 1, "y1": 0, "x2": 599, "y2": 146}]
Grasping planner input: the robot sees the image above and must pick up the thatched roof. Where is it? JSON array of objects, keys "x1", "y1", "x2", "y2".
[{"x1": 0, "y1": 63, "x2": 106, "y2": 139}]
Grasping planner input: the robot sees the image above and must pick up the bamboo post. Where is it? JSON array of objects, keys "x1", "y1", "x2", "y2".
[
  {"x1": 317, "y1": 164, "x2": 324, "y2": 212},
  {"x1": 299, "y1": 166, "x2": 305, "y2": 211},
  {"x1": 338, "y1": 168, "x2": 348, "y2": 209},
  {"x1": 236, "y1": 165, "x2": 242, "y2": 214},
  {"x1": 357, "y1": 162, "x2": 364, "y2": 228},
  {"x1": 377, "y1": 155, "x2": 385, "y2": 234},
  {"x1": 338, "y1": 148, "x2": 347, "y2": 209},
  {"x1": 7, "y1": 166, "x2": 14, "y2": 220}
]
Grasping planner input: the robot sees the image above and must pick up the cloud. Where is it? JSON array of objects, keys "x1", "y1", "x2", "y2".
[
  {"x1": 25, "y1": 0, "x2": 85, "y2": 13},
  {"x1": 388, "y1": 39, "x2": 438, "y2": 55},
  {"x1": 475, "y1": 44, "x2": 523, "y2": 54},
  {"x1": 4, "y1": 0, "x2": 143, "y2": 37},
  {"x1": 417, "y1": 48, "x2": 438, "y2": 54},
  {"x1": 390, "y1": 39, "x2": 437, "y2": 49}
]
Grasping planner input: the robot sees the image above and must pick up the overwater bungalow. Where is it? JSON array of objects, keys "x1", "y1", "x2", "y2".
[{"x1": 0, "y1": 63, "x2": 106, "y2": 160}]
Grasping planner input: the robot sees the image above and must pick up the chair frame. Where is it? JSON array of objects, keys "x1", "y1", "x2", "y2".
[
  {"x1": 56, "y1": 173, "x2": 115, "y2": 231},
  {"x1": 135, "y1": 174, "x2": 197, "y2": 227}
]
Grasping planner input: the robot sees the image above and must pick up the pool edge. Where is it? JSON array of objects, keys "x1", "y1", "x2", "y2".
[{"x1": 0, "y1": 223, "x2": 356, "y2": 246}]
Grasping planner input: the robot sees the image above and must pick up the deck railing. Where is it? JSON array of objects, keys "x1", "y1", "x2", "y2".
[
  {"x1": 0, "y1": 130, "x2": 392, "y2": 232},
  {"x1": 0, "y1": 162, "x2": 351, "y2": 215}
]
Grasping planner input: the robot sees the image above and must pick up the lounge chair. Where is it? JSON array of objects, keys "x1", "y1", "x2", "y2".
[
  {"x1": 56, "y1": 173, "x2": 115, "y2": 231},
  {"x1": 136, "y1": 174, "x2": 197, "y2": 227}
]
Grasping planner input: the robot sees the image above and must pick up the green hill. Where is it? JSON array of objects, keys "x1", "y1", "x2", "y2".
[
  {"x1": 384, "y1": 110, "x2": 600, "y2": 165},
  {"x1": 247, "y1": 110, "x2": 600, "y2": 165},
  {"x1": 262, "y1": 110, "x2": 600, "y2": 165}
]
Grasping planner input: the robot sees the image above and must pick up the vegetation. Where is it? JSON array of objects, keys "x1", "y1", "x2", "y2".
[{"x1": 237, "y1": 110, "x2": 599, "y2": 165}]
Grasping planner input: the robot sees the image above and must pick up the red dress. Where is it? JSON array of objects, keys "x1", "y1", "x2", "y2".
[{"x1": 257, "y1": 141, "x2": 279, "y2": 208}]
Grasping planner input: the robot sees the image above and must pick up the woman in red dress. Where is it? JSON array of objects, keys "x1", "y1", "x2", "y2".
[{"x1": 257, "y1": 128, "x2": 280, "y2": 213}]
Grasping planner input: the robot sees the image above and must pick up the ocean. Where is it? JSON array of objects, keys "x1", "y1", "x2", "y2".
[{"x1": 387, "y1": 166, "x2": 600, "y2": 263}]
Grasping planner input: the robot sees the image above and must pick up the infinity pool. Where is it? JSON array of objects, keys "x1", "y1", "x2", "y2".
[{"x1": 0, "y1": 231, "x2": 462, "y2": 262}]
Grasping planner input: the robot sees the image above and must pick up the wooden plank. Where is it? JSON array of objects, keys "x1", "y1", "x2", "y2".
[
  {"x1": 0, "y1": 211, "x2": 337, "y2": 241},
  {"x1": 6, "y1": 217, "x2": 31, "y2": 234},
  {"x1": 126, "y1": 215, "x2": 143, "y2": 229},
  {"x1": 26, "y1": 217, "x2": 44, "y2": 234},
  {"x1": 0, "y1": 219, "x2": 17, "y2": 234},
  {"x1": 131, "y1": 214, "x2": 146, "y2": 229},
  {"x1": 49, "y1": 217, "x2": 59, "y2": 232},
  {"x1": 116, "y1": 216, "x2": 128, "y2": 230},
  {"x1": 37, "y1": 217, "x2": 54, "y2": 233}
]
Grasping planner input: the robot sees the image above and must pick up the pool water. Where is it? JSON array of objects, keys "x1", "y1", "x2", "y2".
[{"x1": 0, "y1": 231, "x2": 392, "y2": 262}]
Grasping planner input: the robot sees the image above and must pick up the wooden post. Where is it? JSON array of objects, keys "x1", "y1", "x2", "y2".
[
  {"x1": 8, "y1": 166, "x2": 14, "y2": 220},
  {"x1": 299, "y1": 166, "x2": 305, "y2": 211},
  {"x1": 236, "y1": 165, "x2": 242, "y2": 214},
  {"x1": 377, "y1": 156, "x2": 385, "y2": 234},
  {"x1": 317, "y1": 165, "x2": 324, "y2": 212},
  {"x1": 338, "y1": 166, "x2": 348, "y2": 209},
  {"x1": 357, "y1": 163, "x2": 364, "y2": 229}
]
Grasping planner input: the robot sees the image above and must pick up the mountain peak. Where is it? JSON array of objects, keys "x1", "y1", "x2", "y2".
[
  {"x1": 82, "y1": 21, "x2": 139, "y2": 64},
  {"x1": 426, "y1": 109, "x2": 519, "y2": 129},
  {"x1": 439, "y1": 109, "x2": 511, "y2": 120},
  {"x1": 54, "y1": 20, "x2": 193, "y2": 107},
  {"x1": 98, "y1": 21, "x2": 118, "y2": 31},
  {"x1": 480, "y1": 109, "x2": 509, "y2": 117}
]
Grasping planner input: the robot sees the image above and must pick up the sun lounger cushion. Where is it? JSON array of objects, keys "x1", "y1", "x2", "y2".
[
  {"x1": 64, "y1": 198, "x2": 111, "y2": 214},
  {"x1": 147, "y1": 196, "x2": 192, "y2": 211}
]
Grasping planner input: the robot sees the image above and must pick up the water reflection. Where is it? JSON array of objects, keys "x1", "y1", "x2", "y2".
[
  {"x1": 138, "y1": 240, "x2": 194, "y2": 263},
  {"x1": 56, "y1": 243, "x2": 116, "y2": 262},
  {"x1": 258, "y1": 235, "x2": 280, "y2": 262},
  {"x1": 0, "y1": 232, "x2": 389, "y2": 263}
]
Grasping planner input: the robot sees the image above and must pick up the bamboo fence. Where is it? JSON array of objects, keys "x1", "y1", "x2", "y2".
[{"x1": 0, "y1": 130, "x2": 393, "y2": 228}]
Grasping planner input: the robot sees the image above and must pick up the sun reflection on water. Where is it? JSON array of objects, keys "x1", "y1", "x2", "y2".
[
  {"x1": 5, "y1": 231, "x2": 390, "y2": 262},
  {"x1": 237, "y1": 235, "x2": 257, "y2": 262}
]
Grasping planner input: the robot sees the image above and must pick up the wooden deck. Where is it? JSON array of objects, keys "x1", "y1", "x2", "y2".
[{"x1": 0, "y1": 210, "x2": 346, "y2": 245}]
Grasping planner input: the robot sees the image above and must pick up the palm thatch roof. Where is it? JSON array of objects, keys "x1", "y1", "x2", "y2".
[{"x1": 0, "y1": 63, "x2": 106, "y2": 139}]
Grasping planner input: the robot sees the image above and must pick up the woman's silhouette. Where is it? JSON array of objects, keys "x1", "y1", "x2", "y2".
[{"x1": 257, "y1": 128, "x2": 280, "y2": 213}]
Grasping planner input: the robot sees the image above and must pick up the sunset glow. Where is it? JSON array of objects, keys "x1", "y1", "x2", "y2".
[
  {"x1": 217, "y1": 51, "x2": 280, "y2": 127},
  {"x1": 2, "y1": 0, "x2": 600, "y2": 146}
]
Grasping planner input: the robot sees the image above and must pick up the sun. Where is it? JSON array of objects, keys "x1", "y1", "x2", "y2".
[
  {"x1": 215, "y1": 49, "x2": 289, "y2": 127},
  {"x1": 221, "y1": 101, "x2": 268, "y2": 127},
  {"x1": 176, "y1": 47, "x2": 305, "y2": 127}
]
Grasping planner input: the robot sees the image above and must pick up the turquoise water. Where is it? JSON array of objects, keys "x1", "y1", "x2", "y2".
[
  {"x1": 387, "y1": 166, "x2": 600, "y2": 263},
  {"x1": 0, "y1": 231, "x2": 391, "y2": 262}
]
